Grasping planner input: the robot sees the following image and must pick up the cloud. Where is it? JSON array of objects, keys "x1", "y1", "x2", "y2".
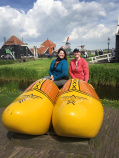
[
  {"x1": 0, "y1": 6, "x2": 25, "y2": 40},
  {"x1": 70, "y1": 24, "x2": 110, "y2": 40},
  {"x1": 21, "y1": 0, "x2": 68, "y2": 39},
  {"x1": 0, "y1": 0, "x2": 118, "y2": 50}
]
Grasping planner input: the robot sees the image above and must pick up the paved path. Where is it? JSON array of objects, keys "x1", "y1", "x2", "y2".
[{"x1": 0, "y1": 106, "x2": 119, "y2": 158}]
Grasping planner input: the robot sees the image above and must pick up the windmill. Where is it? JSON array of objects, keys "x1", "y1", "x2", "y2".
[
  {"x1": 62, "y1": 37, "x2": 71, "y2": 54},
  {"x1": 116, "y1": 15, "x2": 119, "y2": 34},
  {"x1": 77, "y1": 42, "x2": 85, "y2": 54}
]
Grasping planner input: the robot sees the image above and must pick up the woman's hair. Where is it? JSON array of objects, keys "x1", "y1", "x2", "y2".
[{"x1": 57, "y1": 47, "x2": 67, "y2": 61}]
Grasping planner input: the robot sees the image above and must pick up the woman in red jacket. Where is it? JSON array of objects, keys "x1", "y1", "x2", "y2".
[{"x1": 69, "y1": 48, "x2": 89, "y2": 82}]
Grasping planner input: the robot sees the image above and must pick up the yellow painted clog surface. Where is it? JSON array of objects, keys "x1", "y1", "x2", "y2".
[
  {"x1": 2, "y1": 79, "x2": 59, "y2": 135},
  {"x1": 52, "y1": 79, "x2": 104, "y2": 138}
]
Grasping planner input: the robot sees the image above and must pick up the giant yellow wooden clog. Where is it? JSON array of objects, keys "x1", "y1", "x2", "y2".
[
  {"x1": 52, "y1": 79, "x2": 104, "y2": 138},
  {"x1": 2, "y1": 79, "x2": 59, "y2": 135}
]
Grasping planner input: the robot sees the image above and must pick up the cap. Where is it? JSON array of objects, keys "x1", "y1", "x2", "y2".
[{"x1": 73, "y1": 48, "x2": 80, "y2": 53}]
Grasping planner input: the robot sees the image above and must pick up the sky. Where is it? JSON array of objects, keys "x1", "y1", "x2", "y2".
[{"x1": 0, "y1": 0, "x2": 119, "y2": 51}]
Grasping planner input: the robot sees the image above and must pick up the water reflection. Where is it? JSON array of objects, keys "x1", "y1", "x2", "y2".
[{"x1": 94, "y1": 85, "x2": 119, "y2": 100}]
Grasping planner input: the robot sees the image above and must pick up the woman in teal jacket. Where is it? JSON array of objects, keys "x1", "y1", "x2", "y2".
[{"x1": 45, "y1": 48, "x2": 69, "y2": 88}]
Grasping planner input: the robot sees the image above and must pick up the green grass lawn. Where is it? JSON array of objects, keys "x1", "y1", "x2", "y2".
[
  {"x1": 101, "y1": 99, "x2": 119, "y2": 109},
  {"x1": 0, "y1": 58, "x2": 52, "y2": 76},
  {"x1": 0, "y1": 91, "x2": 22, "y2": 107}
]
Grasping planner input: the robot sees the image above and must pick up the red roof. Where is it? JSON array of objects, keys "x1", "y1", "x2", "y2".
[
  {"x1": 3, "y1": 36, "x2": 25, "y2": 46},
  {"x1": 41, "y1": 38, "x2": 56, "y2": 47},
  {"x1": 41, "y1": 38, "x2": 56, "y2": 55}
]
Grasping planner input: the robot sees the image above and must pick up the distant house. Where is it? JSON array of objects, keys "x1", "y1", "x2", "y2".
[
  {"x1": 0, "y1": 36, "x2": 33, "y2": 60},
  {"x1": 30, "y1": 46, "x2": 49, "y2": 58},
  {"x1": 30, "y1": 38, "x2": 56, "y2": 57},
  {"x1": 41, "y1": 38, "x2": 56, "y2": 55}
]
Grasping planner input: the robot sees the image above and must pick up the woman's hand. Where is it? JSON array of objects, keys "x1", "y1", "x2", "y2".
[{"x1": 50, "y1": 75, "x2": 54, "y2": 81}]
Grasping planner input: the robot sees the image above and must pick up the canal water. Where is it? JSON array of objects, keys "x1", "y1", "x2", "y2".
[
  {"x1": 0, "y1": 81, "x2": 119, "y2": 100},
  {"x1": 94, "y1": 85, "x2": 119, "y2": 100}
]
